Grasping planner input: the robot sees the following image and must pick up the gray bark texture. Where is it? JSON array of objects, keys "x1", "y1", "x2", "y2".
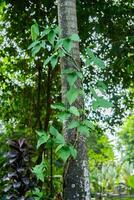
[{"x1": 57, "y1": 0, "x2": 91, "y2": 199}]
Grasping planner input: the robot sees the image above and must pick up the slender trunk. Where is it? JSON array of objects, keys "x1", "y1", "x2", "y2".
[{"x1": 57, "y1": 0, "x2": 90, "y2": 199}]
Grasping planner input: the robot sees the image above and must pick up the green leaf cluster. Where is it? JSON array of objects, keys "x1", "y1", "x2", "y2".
[{"x1": 32, "y1": 155, "x2": 47, "y2": 182}]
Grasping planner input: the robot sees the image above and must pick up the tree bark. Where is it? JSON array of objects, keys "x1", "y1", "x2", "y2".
[{"x1": 57, "y1": 0, "x2": 90, "y2": 199}]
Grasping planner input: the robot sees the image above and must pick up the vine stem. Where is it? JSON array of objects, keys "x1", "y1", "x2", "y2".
[{"x1": 61, "y1": 47, "x2": 82, "y2": 72}]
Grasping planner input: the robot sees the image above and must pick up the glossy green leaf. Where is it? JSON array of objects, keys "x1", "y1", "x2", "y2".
[
  {"x1": 58, "y1": 146, "x2": 71, "y2": 162},
  {"x1": 55, "y1": 39, "x2": 63, "y2": 50},
  {"x1": 68, "y1": 120, "x2": 79, "y2": 129},
  {"x1": 79, "y1": 89, "x2": 85, "y2": 96},
  {"x1": 62, "y1": 68, "x2": 75, "y2": 74},
  {"x1": 55, "y1": 133, "x2": 65, "y2": 144},
  {"x1": 43, "y1": 56, "x2": 51, "y2": 67},
  {"x1": 86, "y1": 48, "x2": 106, "y2": 69},
  {"x1": 41, "y1": 27, "x2": 51, "y2": 37},
  {"x1": 97, "y1": 80, "x2": 107, "y2": 90},
  {"x1": 58, "y1": 48, "x2": 65, "y2": 57},
  {"x1": 47, "y1": 30, "x2": 56, "y2": 45},
  {"x1": 50, "y1": 55, "x2": 58, "y2": 69},
  {"x1": 83, "y1": 120, "x2": 95, "y2": 130},
  {"x1": 33, "y1": 188, "x2": 44, "y2": 199},
  {"x1": 36, "y1": 131, "x2": 50, "y2": 149},
  {"x1": 40, "y1": 40, "x2": 46, "y2": 49},
  {"x1": 90, "y1": 87, "x2": 98, "y2": 98},
  {"x1": 85, "y1": 58, "x2": 93, "y2": 66},
  {"x1": 36, "y1": 130, "x2": 45, "y2": 137},
  {"x1": 86, "y1": 48, "x2": 95, "y2": 59},
  {"x1": 67, "y1": 73, "x2": 78, "y2": 86},
  {"x1": 70, "y1": 33, "x2": 80, "y2": 41},
  {"x1": 58, "y1": 112, "x2": 71, "y2": 122},
  {"x1": 51, "y1": 103, "x2": 65, "y2": 111},
  {"x1": 53, "y1": 26, "x2": 61, "y2": 35},
  {"x1": 55, "y1": 144, "x2": 64, "y2": 153},
  {"x1": 92, "y1": 101, "x2": 99, "y2": 110},
  {"x1": 63, "y1": 38, "x2": 72, "y2": 52},
  {"x1": 32, "y1": 156, "x2": 46, "y2": 182},
  {"x1": 76, "y1": 71, "x2": 83, "y2": 79},
  {"x1": 31, "y1": 45, "x2": 41, "y2": 57},
  {"x1": 69, "y1": 106, "x2": 80, "y2": 116},
  {"x1": 50, "y1": 126, "x2": 59, "y2": 137},
  {"x1": 69, "y1": 145, "x2": 77, "y2": 159},
  {"x1": 78, "y1": 125, "x2": 89, "y2": 136},
  {"x1": 94, "y1": 57, "x2": 105, "y2": 69},
  {"x1": 31, "y1": 23, "x2": 39, "y2": 41},
  {"x1": 66, "y1": 87, "x2": 79, "y2": 105},
  {"x1": 93, "y1": 97, "x2": 113, "y2": 110},
  {"x1": 28, "y1": 41, "x2": 40, "y2": 50}
]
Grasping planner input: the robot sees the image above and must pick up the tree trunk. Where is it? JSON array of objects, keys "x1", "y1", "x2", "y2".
[{"x1": 57, "y1": 0, "x2": 90, "y2": 199}]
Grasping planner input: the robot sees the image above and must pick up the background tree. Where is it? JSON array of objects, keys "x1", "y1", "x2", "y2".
[{"x1": 118, "y1": 115, "x2": 134, "y2": 163}]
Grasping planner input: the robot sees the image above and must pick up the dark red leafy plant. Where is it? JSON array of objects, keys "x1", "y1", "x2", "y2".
[{"x1": 3, "y1": 138, "x2": 34, "y2": 200}]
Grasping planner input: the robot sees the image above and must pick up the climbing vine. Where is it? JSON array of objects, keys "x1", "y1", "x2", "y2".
[{"x1": 28, "y1": 21, "x2": 113, "y2": 198}]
